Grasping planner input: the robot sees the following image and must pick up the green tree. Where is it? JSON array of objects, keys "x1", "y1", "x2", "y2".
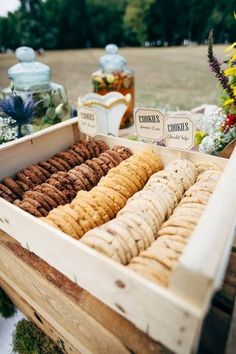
[
  {"x1": 87, "y1": 0, "x2": 127, "y2": 47},
  {"x1": 124, "y1": 0, "x2": 155, "y2": 45}
]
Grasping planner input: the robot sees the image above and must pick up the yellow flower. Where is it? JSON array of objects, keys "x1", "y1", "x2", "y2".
[
  {"x1": 224, "y1": 98, "x2": 234, "y2": 106},
  {"x1": 225, "y1": 42, "x2": 236, "y2": 53},
  {"x1": 195, "y1": 131, "x2": 207, "y2": 145},
  {"x1": 229, "y1": 51, "x2": 236, "y2": 64},
  {"x1": 224, "y1": 67, "x2": 236, "y2": 76}
]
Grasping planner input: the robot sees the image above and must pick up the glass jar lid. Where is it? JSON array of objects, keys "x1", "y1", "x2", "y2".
[
  {"x1": 99, "y1": 44, "x2": 126, "y2": 73},
  {"x1": 8, "y1": 47, "x2": 51, "y2": 89}
]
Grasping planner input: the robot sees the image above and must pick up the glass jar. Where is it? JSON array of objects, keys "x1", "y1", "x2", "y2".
[
  {"x1": 91, "y1": 44, "x2": 134, "y2": 129},
  {"x1": 1, "y1": 47, "x2": 70, "y2": 132}
]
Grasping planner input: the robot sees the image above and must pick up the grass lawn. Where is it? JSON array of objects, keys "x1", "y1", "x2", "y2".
[{"x1": 0, "y1": 45, "x2": 226, "y2": 110}]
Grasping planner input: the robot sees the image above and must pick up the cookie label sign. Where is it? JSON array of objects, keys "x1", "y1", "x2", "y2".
[
  {"x1": 78, "y1": 106, "x2": 97, "y2": 137},
  {"x1": 135, "y1": 108, "x2": 164, "y2": 140},
  {"x1": 164, "y1": 114, "x2": 194, "y2": 150}
]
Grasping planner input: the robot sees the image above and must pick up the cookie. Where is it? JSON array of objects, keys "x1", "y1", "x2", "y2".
[
  {"x1": 48, "y1": 158, "x2": 67, "y2": 172},
  {"x1": 119, "y1": 199, "x2": 157, "y2": 238},
  {"x1": 83, "y1": 140, "x2": 96, "y2": 158},
  {"x1": 112, "y1": 219, "x2": 139, "y2": 258},
  {"x1": 78, "y1": 164, "x2": 99, "y2": 186},
  {"x1": 120, "y1": 159, "x2": 147, "y2": 184},
  {"x1": 71, "y1": 142, "x2": 89, "y2": 160},
  {"x1": 71, "y1": 168, "x2": 93, "y2": 191},
  {"x1": 92, "y1": 157, "x2": 110, "y2": 175},
  {"x1": 179, "y1": 196, "x2": 209, "y2": 206},
  {"x1": 98, "y1": 154, "x2": 116, "y2": 169},
  {"x1": 54, "y1": 152, "x2": 75, "y2": 168},
  {"x1": 95, "y1": 140, "x2": 109, "y2": 153},
  {"x1": 35, "y1": 165, "x2": 51, "y2": 179},
  {"x1": 34, "y1": 183, "x2": 67, "y2": 205},
  {"x1": 88, "y1": 225, "x2": 126, "y2": 263},
  {"x1": 75, "y1": 190, "x2": 110, "y2": 223},
  {"x1": 38, "y1": 161, "x2": 58, "y2": 174},
  {"x1": 90, "y1": 188, "x2": 116, "y2": 219},
  {"x1": 129, "y1": 258, "x2": 169, "y2": 286},
  {"x1": 77, "y1": 198, "x2": 102, "y2": 227},
  {"x1": 52, "y1": 156, "x2": 71, "y2": 170},
  {"x1": 99, "y1": 177, "x2": 131, "y2": 200},
  {"x1": 102, "y1": 222, "x2": 132, "y2": 263},
  {"x1": 112, "y1": 145, "x2": 133, "y2": 159},
  {"x1": 85, "y1": 160, "x2": 105, "y2": 179},
  {"x1": 117, "y1": 215, "x2": 146, "y2": 253},
  {"x1": 23, "y1": 168, "x2": 42, "y2": 185},
  {"x1": 16, "y1": 180, "x2": 29, "y2": 192},
  {"x1": 16, "y1": 171, "x2": 35, "y2": 189},
  {"x1": 158, "y1": 226, "x2": 192, "y2": 238},
  {"x1": 118, "y1": 212, "x2": 153, "y2": 249},
  {"x1": 81, "y1": 230, "x2": 120, "y2": 263},
  {"x1": 105, "y1": 150, "x2": 123, "y2": 164},
  {"x1": 141, "y1": 249, "x2": 178, "y2": 270},
  {"x1": 95, "y1": 186, "x2": 127, "y2": 210},
  {"x1": 47, "y1": 211, "x2": 79, "y2": 239},
  {"x1": 67, "y1": 149, "x2": 84, "y2": 164},
  {"x1": 2, "y1": 177, "x2": 24, "y2": 199},
  {"x1": 0, "y1": 183, "x2": 18, "y2": 200},
  {"x1": 194, "y1": 161, "x2": 222, "y2": 174},
  {"x1": 107, "y1": 168, "x2": 139, "y2": 194},
  {"x1": 24, "y1": 191, "x2": 51, "y2": 212},
  {"x1": 27, "y1": 165, "x2": 47, "y2": 183},
  {"x1": 15, "y1": 200, "x2": 43, "y2": 217},
  {"x1": 88, "y1": 140, "x2": 100, "y2": 157}
]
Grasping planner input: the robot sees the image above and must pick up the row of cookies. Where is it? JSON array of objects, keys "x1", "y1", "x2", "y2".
[
  {"x1": 80, "y1": 159, "x2": 198, "y2": 264},
  {"x1": 0, "y1": 139, "x2": 108, "y2": 203},
  {"x1": 14, "y1": 146, "x2": 133, "y2": 217},
  {"x1": 128, "y1": 161, "x2": 222, "y2": 286},
  {"x1": 42, "y1": 149, "x2": 163, "y2": 239}
]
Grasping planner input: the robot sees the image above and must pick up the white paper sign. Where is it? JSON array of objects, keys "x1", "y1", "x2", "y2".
[
  {"x1": 164, "y1": 114, "x2": 194, "y2": 150},
  {"x1": 135, "y1": 108, "x2": 164, "y2": 140},
  {"x1": 78, "y1": 106, "x2": 97, "y2": 137}
]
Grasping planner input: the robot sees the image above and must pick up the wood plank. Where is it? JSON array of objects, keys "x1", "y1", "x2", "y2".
[
  {"x1": 0, "y1": 240, "x2": 130, "y2": 354},
  {"x1": 0, "y1": 233, "x2": 171, "y2": 354},
  {"x1": 0, "y1": 278, "x2": 81, "y2": 354}
]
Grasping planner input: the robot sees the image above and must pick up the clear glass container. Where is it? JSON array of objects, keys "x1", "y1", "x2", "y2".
[
  {"x1": 91, "y1": 44, "x2": 134, "y2": 129},
  {"x1": 1, "y1": 47, "x2": 70, "y2": 132}
]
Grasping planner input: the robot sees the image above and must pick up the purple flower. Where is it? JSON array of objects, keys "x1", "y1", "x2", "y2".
[
  {"x1": 0, "y1": 94, "x2": 37, "y2": 126},
  {"x1": 208, "y1": 30, "x2": 236, "y2": 104}
]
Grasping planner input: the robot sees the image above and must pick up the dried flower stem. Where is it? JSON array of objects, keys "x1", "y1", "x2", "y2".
[{"x1": 208, "y1": 30, "x2": 236, "y2": 104}]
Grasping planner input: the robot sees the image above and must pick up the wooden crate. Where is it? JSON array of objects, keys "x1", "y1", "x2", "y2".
[
  {"x1": 1, "y1": 231, "x2": 236, "y2": 354},
  {"x1": 0, "y1": 118, "x2": 236, "y2": 354}
]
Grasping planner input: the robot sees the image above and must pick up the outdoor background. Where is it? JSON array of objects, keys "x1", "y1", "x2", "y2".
[{"x1": 0, "y1": 0, "x2": 234, "y2": 110}]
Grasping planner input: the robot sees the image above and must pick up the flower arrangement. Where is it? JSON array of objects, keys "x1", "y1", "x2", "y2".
[
  {"x1": 0, "y1": 92, "x2": 36, "y2": 143},
  {"x1": 195, "y1": 14, "x2": 236, "y2": 155}
]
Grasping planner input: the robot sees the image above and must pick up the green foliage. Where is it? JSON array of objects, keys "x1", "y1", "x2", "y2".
[
  {"x1": 0, "y1": 0, "x2": 235, "y2": 49},
  {"x1": 13, "y1": 319, "x2": 63, "y2": 354},
  {"x1": 0, "y1": 287, "x2": 16, "y2": 319}
]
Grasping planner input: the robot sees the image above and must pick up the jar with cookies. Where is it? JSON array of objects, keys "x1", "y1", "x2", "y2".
[{"x1": 91, "y1": 44, "x2": 134, "y2": 129}]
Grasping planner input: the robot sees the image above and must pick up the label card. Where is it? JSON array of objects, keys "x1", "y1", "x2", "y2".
[
  {"x1": 135, "y1": 108, "x2": 164, "y2": 140},
  {"x1": 164, "y1": 114, "x2": 194, "y2": 150},
  {"x1": 78, "y1": 106, "x2": 97, "y2": 137}
]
